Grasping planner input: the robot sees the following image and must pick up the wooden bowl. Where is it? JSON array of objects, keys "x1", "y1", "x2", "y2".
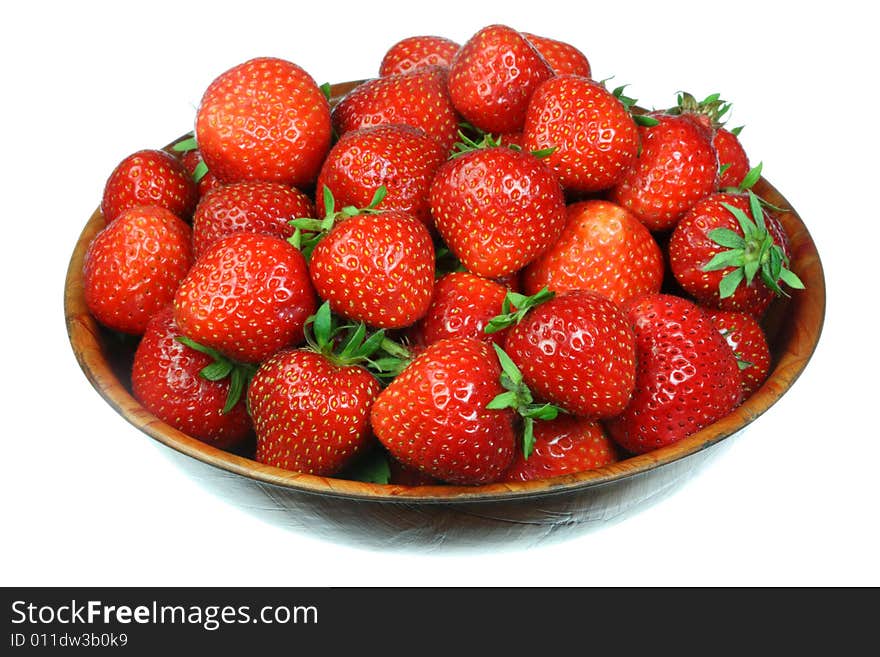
[{"x1": 63, "y1": 81, "x2": 826, "y2": 546}]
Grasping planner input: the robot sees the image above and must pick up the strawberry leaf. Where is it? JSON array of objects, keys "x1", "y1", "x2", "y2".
[
  {"x1": 172, "y1": 136, "x2": 198, "y2": 152},
  {"x1": 633, "y1": 114, "x2": 660, "y2": 127},
  {"x1": 485, "y1": 288, "x2": 555, "y2": 334},
  {"x1": 707, "y1": 228, "x2": 746, "y2": 249},
  {"x1": 191, "y1": 160, "x2": 209, "y2": 183},
  {"x1": 492, "y1": 343, "x2": 524, "y2": 387},
  {"x1": 779, "y1": 267, "x2": 805, "y2": 290},
  {"x1": 740, "y1": 163, "x2": 763, "y2": 192},
  {"x1": 719, "y1": 268, "x2": 745, "y2": 299}
]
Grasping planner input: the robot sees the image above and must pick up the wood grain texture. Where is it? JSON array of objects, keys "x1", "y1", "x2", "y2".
[{"x1": 64, "y1": 80, "x2": 826, "y2": 535}]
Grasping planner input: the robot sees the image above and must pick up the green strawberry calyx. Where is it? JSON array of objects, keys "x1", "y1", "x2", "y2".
[
  {"x1": 175, "y1": 336, "x2": 257, "y2": 414},
  {"x1": 450, "y1": 126, "x2": 555, "y2": 159},
  {"x1": 484, "y1": 287, "x2": 555, "y2": 334},
  {"x1": 303, "y1": 301, "x2": 411, "y2": 378},
  {"x1": 486, "y1": 344, "x2": 563, "y2": 459},
  {"x1": 702, "y1": 190, "x2": 805, "y2": 299},
  {"x1": 606, "y1": 82, "x2": 660, "y2": 127},
  {"x1": 668, "y1": 91, "x2": 731, "y2": 128},
  {"x1": 289, "y1": 185, "x2": 387, "y2": 259}
]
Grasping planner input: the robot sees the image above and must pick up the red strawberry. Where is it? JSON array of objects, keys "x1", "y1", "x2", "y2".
[
  {"x1": 101, "y1": 149, "x2": 198, "y2": 223},
  {"x1": 180, "y1": 147, "x2": 223, "y2": 198},
  {"x1": 379, "y1": 35, "x2": 460, "y2": 76},
  {"x1": 500, "y1": 289, "x2": 637, "y2": 418},
  {"x1": 705, "y1": 309, "x2": 772, "y2": 399},
  {"x1": 370, "y1": 337, "x2": 516, "y2": 485},
  {"x1": 500, "y1": 415, "x2": 617, "y2": 482},
  {"x1": 523, "y1": 76, "x2": 639, "y2": 193},
  {"x1": 195, "y1": 57, "x2": 331, "y2": 187},
  {"x1": 715, "y1": 127, "x2": 751, "y2": 188},
  {"x1": 605, "y1": 293, "x2": 742, "y2": 455},
  {"x1": 131, "y1": 306, "x2": 253, "y2": 449},
  {"x1": 83, "y1": 205, "x2": 193, "y2": 335},
  {"x1": 248, "y1": 305, "x2": 383, "y2": 476},
  {"x1": 331, "y1": 67, "x2": 459, "y2": 152},
  {"x1": 522, "y1": 199, "x2": 664, "y2": 305},
  {"x1": 522, "y1": 33, "x2": 592, "y2": 77},
  {"x1": 191, "y1": 181, "x2": 314, "y2": 259},
  {"x1": 610, "y1": 112, "x2": 719, "y2": 231},
  {"x1": 668, "y1": 190, "x2": 802, "y2": 317},
  {"x1": 429, "y1": 146, "x2": 566, "y2": 278},
  {"x1": 448, "y1": 24, "x2": 553, "y2": 135},
  {"x1": 414, "y1": 271, "x2": 510, "y2": 347},
  {"x1": 174, "y1": 232, "x2": 317, "y2": 364},
  {"x1": 306, "y1": 206, "x2": 435, "y2": 329},
  {"x1": 315, "y1": 124, "x2": 445, "y2": 229}
]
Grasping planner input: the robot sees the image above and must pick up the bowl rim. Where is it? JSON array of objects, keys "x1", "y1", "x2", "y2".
[{"x1": 63, "y1": 80, "x2": 826, "y2": 505}]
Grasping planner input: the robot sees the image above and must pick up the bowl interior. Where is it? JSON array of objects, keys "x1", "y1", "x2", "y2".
[{"x1": 63, "y1": 81, "x2": 826, "y2": 504}]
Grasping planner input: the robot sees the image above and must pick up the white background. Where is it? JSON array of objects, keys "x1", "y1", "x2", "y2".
[{"x1": 2, "y1": 0, "x2": 877, "y2": 586}]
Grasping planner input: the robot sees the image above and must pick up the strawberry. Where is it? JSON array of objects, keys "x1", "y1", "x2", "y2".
[
  {"x1": 195, "y1": 57, "x2": 331, "y2": 187},
  {"x1": 666, "y1": 92, "x2": 750, "y2": 190},
  {"x1": 448, "y1": 24, "x2": 553, "y2": 135},
  {"x1": 522, "y1": 75, "x2": 640, "y2": 193},
  {"x1": 605, "y1": 293, "x2": 742, "y2": 455},
  {"x1": 610, "y1": 112, "x2": 719, "y2": 231},
  {"x1": 301, "y1": 193, "x2": 435, "y2": 329},
  {"x1": 500, "y1": 415, "x2": 617, "y2": 482},
  {"x1": 715, "y1": 127, "x2": 751, "y2": 189},
  {"x1": 497, "y1": 289, "x2": 637, "y2": 418},
  {"x1": 379, "y1": 35, "x2": 460, "y2": 76},
  {"x1": 131, "y1": 306, "x2": 253, "y2": 449},
  {"x1": 668, "y1": 190, "x2": 803, "y2": 317},
  {"x1": 331, "y1": 67, "x2": 459, "y2": 153},
  {"x1": 429, "y1": 145, "x2": 566, "y2": 278},
  {"x1": 705, "y1": 309, "x2": 772, "y2": 399},
  {"x1": 101, "y1": 149, "x2": 198, "y2": 223},
  {"x1": 522, "y1": 199, "x2": 664, "y2": 305},
  {"x1": 414, "y1": 271, "x2": 510, "y2": 347},
  {"x1": 248, "y1": 303, "x2": 383, "y2": 476},
  {"x1": 191, "y1": 181, "x2": 314, "y2": 258},
  {"x1": 370, "y1": 337, "x2": 517, "y2": 485},
  {"x1": 173, "y1": 232, "x2": 317, "y2": 364},
  {"x1": 315, "y1": 124, "x2": 445, "y2": 229},
  {"x1": 83, "y1": 205, "x2": 193, "y2": 335},
  {"x1": 522, "y1": 33, "x2": 592, "y2": 78}
]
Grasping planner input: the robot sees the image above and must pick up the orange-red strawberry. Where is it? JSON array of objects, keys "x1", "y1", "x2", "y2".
[
  {"x1": 191, "y1": 181, "x2": 314, "y2": 258},
  {"x1": 315, "y1": 124, "x2": 445, "y2": 229},
  {"x1": 195, "y1": 57, "x2": 331, "y2": 187},
  {"x1": 429, "y1": 146, "x2": 566, "y2": 278},
  {"x1": 448, "y1": 24, "x2": 553, "y2": 135},
  {"x1": 605, "y1": 293, "x2": 742, "y2": 454},
  {"x1": 379, "y1": 35, "x2": 460, "y2": 76},
  {"x1": 522, "y1": 33, "x2": 592, "y2": 77},
  {"x1": 331, "y1": 67, "x2": 459, "y2": 153},
  {"x1": 523, "y1": 75, "x2": 639, "y2": 193},
  {"x1": 705, "y1": 309, "x2": 772, "y2": 399},
  {"x1": 497, "y1": 289, "x2": 637, "y2": 418},
  {"x1": 101, "y1": 149, "x2": 198, "y2": 223},
  {"x1": 668, "y1": 190, "x2": 802, "y2": 317},
  {"x1": 83, "y1": 205, "x2": 193, "y2": 335},
  {"x1": 371, "y1": 337, "x2": 517, "y2": 485},
  {"x1": 610, "y1": 112, "x2": 719, "y2": 231},
  {"x1": 414, "y1": 271, "x2": 510, "y2": 347},
  {"x1": 522, "y1": 199, "x2": 664, "y2": 305},
  {"x1": 174, "y1": 232, "x2": 317, "y2": 364},
  {"x1": 715, "y1": 127, "x2": 751, "y2": 188},
  {"x1": 500, "y1": 415, "x2": 617, "y2": 482},
  {"x1": 131, "y1": 306, "x2": 253, "y2": 449},
  {"x1": 248, "y1": 305, "x2": 384, "y2": 477},
  {"x1": 306, "y1": 207, "x2": 435, "y2": 329}
]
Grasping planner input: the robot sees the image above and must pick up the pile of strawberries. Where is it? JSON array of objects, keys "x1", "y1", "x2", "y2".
[{"x1": 82, "y1": 24, "x2": 804, "y2": 487}]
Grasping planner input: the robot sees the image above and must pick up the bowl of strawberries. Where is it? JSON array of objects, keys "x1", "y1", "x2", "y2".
[{"x1": 64, "y1": 24, "x2": 824, "y2": 541}]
